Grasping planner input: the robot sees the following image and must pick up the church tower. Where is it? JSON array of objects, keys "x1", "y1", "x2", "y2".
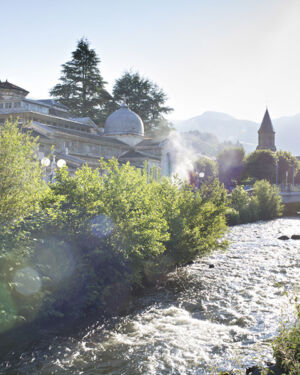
[{"x1": 256, "y1": 109, "x2": 276, "y2": 152}]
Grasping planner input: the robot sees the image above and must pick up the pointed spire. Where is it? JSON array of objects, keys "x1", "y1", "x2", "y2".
[{"x1": 258, "y1": 108, "x2": 275, "y2": 133}]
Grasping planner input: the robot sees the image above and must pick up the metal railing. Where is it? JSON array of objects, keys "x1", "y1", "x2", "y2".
[{"x1": 278, "y1": 184, "x2": 300, "y2": 193}]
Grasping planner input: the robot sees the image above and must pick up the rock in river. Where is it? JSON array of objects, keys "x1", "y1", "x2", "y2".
[
  {"x1": 278, "y1": 235, "x2": 289, "y2": 240},
  {"x1": 291, "y1": 234, "x2": 300, "y2": 240}
]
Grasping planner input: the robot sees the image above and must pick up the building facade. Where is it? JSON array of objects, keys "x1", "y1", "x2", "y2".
[{"x1": 0, "y1": 81, "x2": 172, "y2": 175}]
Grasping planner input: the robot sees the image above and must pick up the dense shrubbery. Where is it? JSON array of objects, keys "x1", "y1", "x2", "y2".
[
  {"x1": 272, "y1": 303, "x2": 300, "y2": 375},
  {"x1": 226, "y1": 180, "x2": 283, "y2": 225},
  {"x1": 0, "y1": 156, "x2": 228, "y2": 332},
  {"x1": 0, "y1": 120, "x2": 46, "y2": 226},
  {"x1": 0, "y1": 121, "x2": 286, "y2": 339}
]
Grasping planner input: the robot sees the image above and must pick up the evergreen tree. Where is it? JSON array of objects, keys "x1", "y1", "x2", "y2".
[
  {"x1": 111, "y1": 71, "x2": 173, "y2": 136},
  {"x1": 50, "y1": 38, "x2": 111, "y2": 125}
]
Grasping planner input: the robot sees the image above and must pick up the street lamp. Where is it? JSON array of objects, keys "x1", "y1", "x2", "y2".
[
  {"x1": 198, "y1": 172, "x2": 205, "y2": 189},
  {"x1": 41, "y1": 155, "x2": 66, "y2": 182},
  {"x1": 41, "y1": 157, "x2": 50, "y2": 168}
]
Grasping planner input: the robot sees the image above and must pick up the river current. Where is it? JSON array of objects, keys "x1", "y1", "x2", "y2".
[{"x1": 1, "y1": 218, "x2": 300, "y2": 374}]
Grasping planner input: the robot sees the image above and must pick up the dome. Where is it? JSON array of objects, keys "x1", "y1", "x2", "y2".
[{"x1": 104, "y1": 104, "x2": 144, "y2": 137}]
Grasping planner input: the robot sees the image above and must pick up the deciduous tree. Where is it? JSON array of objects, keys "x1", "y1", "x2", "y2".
[
  {"x1": 276, "y1": 150, "x2": 299, "y2": 184},
  {"x1": 0, "y1": 120, "x2": 45, "y2": 226},
  {"x1": 243, "y1": 150, "x2": 276, "y2": 183},
  {"x1": 112, "y1": 71, "x2": 173, "y2": 136}
]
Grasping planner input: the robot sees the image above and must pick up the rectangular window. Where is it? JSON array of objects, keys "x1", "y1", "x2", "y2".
[
  {"x1": 14, "y1": 102, "x2": 21, "y2": 108},
  {"x1": 5, "y1": 103, "x2": 12, "y2": 109}
]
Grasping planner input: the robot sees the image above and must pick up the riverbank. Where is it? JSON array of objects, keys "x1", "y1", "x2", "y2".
[{"x1": 1, "y1": 217, "x2": 299, "y2": 374}]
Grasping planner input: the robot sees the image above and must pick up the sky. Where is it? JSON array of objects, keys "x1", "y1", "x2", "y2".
[{"x1": 1, "y1": 0, "x2": 300, "y2": 122}]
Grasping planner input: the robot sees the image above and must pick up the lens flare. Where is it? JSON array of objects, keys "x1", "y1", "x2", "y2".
[
  {"x1": 90, "y1": 215, "x2": 114, "y2": 238},
  {"x1": 0, "y1": 282, "x2": 17, "y2": 333},
  {"x1": 13, "y1": 267, "x2": 41, "y2": 296},
  {"x1": 35, "y1": 239, "x2": 75, "y2": 284}
]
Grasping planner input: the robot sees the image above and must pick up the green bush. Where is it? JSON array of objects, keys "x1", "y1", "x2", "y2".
[
  {"x1": 228, "y1": 180, "x2": 282, "y2": 225},
  {"x1": 156, "y1": 178, "x2": 228, "y2": 266},
  {"x1": 0, "y1": 120, "x2": 46, "y2": 227},
  {"x1": 276, "y1": 150, "x2": 299, "y2": 185},
  {"x1": 225, "y1": 207, "x2": 240, "y2": 226},
  {"x1": 272, "y1": 304, "x2": 300, "y2": 375},
  {"x1": 243, "y1": 150, "x2": 276, "y2": 183},
  {"x1": 0, "y1": 158, "x2": 229, "y2": 330},
  {"x1": 252, "y1": 180, "x2": 283, "y2": 220}
]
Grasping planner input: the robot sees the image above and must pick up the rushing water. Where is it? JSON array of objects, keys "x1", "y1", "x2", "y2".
[{"x1": 1, "y1": 218, "x2": 300, "y2": 374}]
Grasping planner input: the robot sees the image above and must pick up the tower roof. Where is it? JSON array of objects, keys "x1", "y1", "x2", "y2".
[
  {"x1": 0, "y1": 80, "x2": 29, "y2": 97},
  {"x1": 258, "y1": 109, "x2": 275, "y2": 133}
]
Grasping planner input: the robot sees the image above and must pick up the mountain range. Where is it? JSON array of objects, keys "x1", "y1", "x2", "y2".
[{"x1": 174, "y1": 111, "x2": 300, "y2": 155}]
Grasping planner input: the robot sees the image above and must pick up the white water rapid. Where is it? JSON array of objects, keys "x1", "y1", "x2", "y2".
[{"x1": 1, "y1": 218, "x2": 299, "y2": 374}]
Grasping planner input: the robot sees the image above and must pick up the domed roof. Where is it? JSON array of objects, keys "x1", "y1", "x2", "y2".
[{"x1": 104, "y1": 104, "x2": 144, "y2": 137}]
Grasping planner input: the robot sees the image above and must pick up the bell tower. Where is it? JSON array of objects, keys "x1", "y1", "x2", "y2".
[{"x1": 256, "y1": 109, "x2": 276, "y2": 152}]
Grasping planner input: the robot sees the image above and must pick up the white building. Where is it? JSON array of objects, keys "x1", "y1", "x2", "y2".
[{"x1": 0, "y1": 80, "x2": 172, "y2": 175}]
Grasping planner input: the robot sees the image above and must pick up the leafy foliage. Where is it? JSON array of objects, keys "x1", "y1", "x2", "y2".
[
  {"x1": 276, "y1": 150, "x2": 299, "y2": 185},
  {"x1": 252, "y1": 180, "x2": 283, "y2": 220},
  {"x1": 227, "y1": 180, "x2": 282, "y2": 225},
  {"x1": 154, "y1": 178, "x2": 228, "y2": 266},
  {"x1": 272, "y1": 303, "x2": 300, "y2": 375},
  {"x1": 243, "y1": 150, "x2": 276, "y2": 183},
  {"x1": 0, "y1": 155, "x2": 229, "y2": 332},
  {"x1": 194, "y1": 157, "x2": 218, "y2": 183},
  {"x1": 50, "y1": 38, "x2": 110, "y2": 124},
  {"x1": 0, "y1": 120, "x2": 45, "y2": 226},
  {"x1": 112, "y1": 71, "x2": 173, "y2": 135}
]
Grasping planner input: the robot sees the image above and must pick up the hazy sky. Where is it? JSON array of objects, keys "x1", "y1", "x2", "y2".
[{"x1": 1, "y1": 0, "x2": 300, "y2": 122}]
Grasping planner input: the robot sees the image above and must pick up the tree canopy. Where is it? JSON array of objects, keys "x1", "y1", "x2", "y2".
[
  {"x1": 0, "y1": 120, "x2": 45, "y2": 226},
  {"x1": 276, "y1": 150, "x2": 299, "y2": 184},
  {"x1": 112, "y1": 71, "x2": 173, "y2": 136},
  {"x1": 50, "y1": 38, "x2": 110, "y2": 124},
  {"x1": 194, "y1": 157, "x2": 218, "y2": 182},
  {"x1": 243, "y1": 150, "x2": 276, "y2": 183},
  {"x1": 50, "y1": 40, "x2": 173, "y2": 133}
]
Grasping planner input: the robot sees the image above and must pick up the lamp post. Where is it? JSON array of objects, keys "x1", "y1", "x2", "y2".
[
  {"x1": 275, "y1": 160, "x2": 278, "y2": 186},
  {"x1": 41, "y1": 155, "x2": 66, "y2": 182},
  {"x1": 198, "y1": 172, "x2": 205, "y2": 189}
]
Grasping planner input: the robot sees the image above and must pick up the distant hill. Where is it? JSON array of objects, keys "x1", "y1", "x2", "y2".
[
  {"x1": 274, "y1": 114, "x2": 300, "y2": 155},
  {"x1": 174, "y1": 111, "x2": 300, "y2": 155}
]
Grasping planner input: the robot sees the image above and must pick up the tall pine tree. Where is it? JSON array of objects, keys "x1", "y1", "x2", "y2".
[
  {"x1": 50, "y1": 38, "x2": 111, "y2": 125},
  {"x1": 112, "y1": 71, "x2": 173, "y2": 136}
]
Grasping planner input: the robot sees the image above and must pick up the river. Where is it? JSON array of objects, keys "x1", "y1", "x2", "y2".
[{"x1": 1, "y1": 218, "x2": 299, "y2": 374}]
